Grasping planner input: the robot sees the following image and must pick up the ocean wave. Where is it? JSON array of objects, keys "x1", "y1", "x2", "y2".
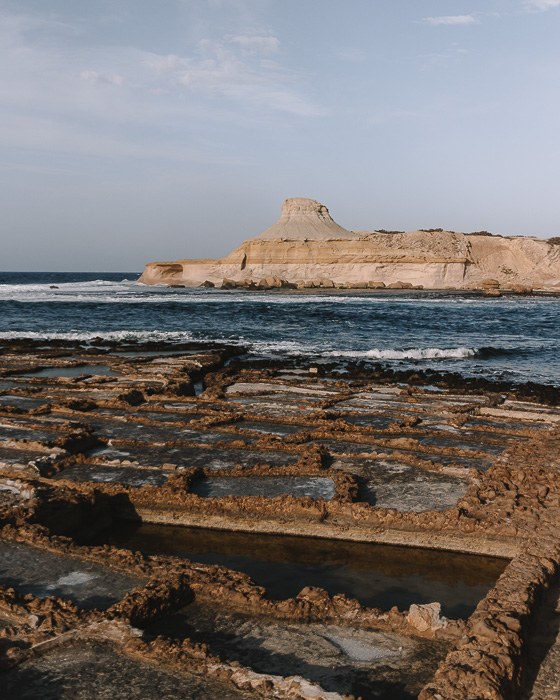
[
  {"x1": 0, "y1": 330, "x2": 534, "y2": 367},
  {"x1": 0, "y1": 281, "x2": 542, "y2": 305},
  {"x1": 477, "y1": 346, "x2": 522, "y2": 358},
  {"x1": 0, "y1": 283, "x2": 405, "y2": 302},
  {"x1": 357, "y1": 347, "x2": 477, "y2": 360},
  {"x1": 0, "y1": 293, "x2": 449, "y2": 305},
  {"x1": 0, "y1": 279, "x2": 130, "y2": 292},
  {"x1": 0, "y1": 294, "x2": 532, "y2": 307},
  {"x1": 0, "y1": 330, "x2": 195, "y2": 342},
  {"x1": 250, "y1": 342, "x2": 480, "y2": 361}
]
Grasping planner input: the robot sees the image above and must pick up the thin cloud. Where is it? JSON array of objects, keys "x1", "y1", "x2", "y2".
[
  {"x1": 80, "y1": 70, "x2": 125, "y2": 86},
  {"x1": 523, "y1": 0, "x2": 560, "y2": 10},
  {"x1": 143, "y1": 54, "x2": 186, "y2": 74},
  {"x1": 0, "y1": 5, "x2": 328, "y2": 173},
  {"x1": 146, "y1": 37, "x2": 327, "y2": 117},
  {"x1": 422, "y1": 15, "x2": 478, "y2": 25},
  {"x1": 228, "y1": 34, "x2": 280, "y2": 55}
]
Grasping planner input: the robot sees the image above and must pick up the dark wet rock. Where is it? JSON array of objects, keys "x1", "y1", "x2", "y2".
[
  {"x1": 0, "y1": 642, "x2": 255, "y2": 699},
  {"x1": 116, "y1": 390, "x2": 146, "y2": 406}
]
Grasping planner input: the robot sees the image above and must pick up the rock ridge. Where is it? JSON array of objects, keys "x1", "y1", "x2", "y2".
[{"x1": 138, "y1": 198, "x2": 560, "y2": 290}]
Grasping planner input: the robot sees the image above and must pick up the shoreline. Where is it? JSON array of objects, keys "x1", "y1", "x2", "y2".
[
  {"x1": 210, "y1": 286, "x2": 560, "y2": 298},
  {"x1": 157, "y1": 282, "x2": 560, "y2": 297}
]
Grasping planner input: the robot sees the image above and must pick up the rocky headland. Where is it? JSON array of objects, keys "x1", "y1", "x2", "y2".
[{"x1": 138, "y1": 198, "x2": 560, "y2": 291}]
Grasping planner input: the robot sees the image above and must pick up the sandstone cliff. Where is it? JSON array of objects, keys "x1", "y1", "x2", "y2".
[{"x1": 138, "y1": 198, "x2": 560, "y2": 290}]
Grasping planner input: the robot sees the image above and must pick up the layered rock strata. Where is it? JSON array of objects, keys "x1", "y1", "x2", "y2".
[{"x1": 138, "y1": 197, "x2": 560, "y2": 290}]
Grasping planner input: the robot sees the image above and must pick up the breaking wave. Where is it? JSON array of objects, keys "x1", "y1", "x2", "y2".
[
  {"x1": 0, "y1": 331, "x2": 497, "y2": 362},
  {"x1": 356, "y1": 347, "x2": 477, "y2": 360},
  {"x1": 0, "y1": 330, "x2": 195, "y2": 343},
  {"x1": 0, "y1": 272, "x2": 558, "y2": 384},
  {"x1": 0, "y1": 279, "x2": 537, "y2": 306}
]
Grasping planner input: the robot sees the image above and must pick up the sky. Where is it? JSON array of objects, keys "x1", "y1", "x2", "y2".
[{"x1": 1, "y1": 0, "x2": 559, "y2": 271}]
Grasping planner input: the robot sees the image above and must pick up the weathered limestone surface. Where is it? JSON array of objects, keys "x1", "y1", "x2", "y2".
[
  {"x1": 2, "y1": 339, "x2": 560, "y2": 698},
  {"x1": 138, "y1": 198, "x2": 560, "y2": 289}
]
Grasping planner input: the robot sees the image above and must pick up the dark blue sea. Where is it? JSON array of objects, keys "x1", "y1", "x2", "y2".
[{"x1": 0, "y1": 272, "x2": 559, "y2": 386}]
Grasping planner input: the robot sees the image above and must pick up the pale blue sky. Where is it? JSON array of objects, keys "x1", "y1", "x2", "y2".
[{"x1": 1, "y1": 0, "x2": 559, "y2": 270}]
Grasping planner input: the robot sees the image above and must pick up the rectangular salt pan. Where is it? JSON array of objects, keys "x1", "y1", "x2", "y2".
[
  {"x1": 332, "y1": 458, "x2": 468, "y2": 511},
  {"x1": 191, "y1": 476, "x2": 335, "y2": 500},
  {"x1": 150, "y1": 604, "x2": 447, "y2": 700},
  {"x1": 87, "y1": 445, "x2": 299, "y2": 470},
  {"x1": 102, "y1": 523, "x2": 508, "y2": 619},
  {"x1": 239, "y1": 421, "x2": 307, "y2": 436},
  {"x1": 24, "y1": 365, "x2": 121, "y2": 378},
  {"x1": 0, "y1": 642, "x2": 254, "y2": 700},
  {"x1": 0, "y1": 395, "x2": 49, "y2": 408},
  {"x1": 0, "y1": 424, "x2": 56, "y2": 443},
  {"x1": 53, "y1": 464, "x2": 169, "y2": 487},
  {"x1": 0, "y1": 540, "x2": 141, "y2": 609},
  {"x1": 83, "y1": 419, "x2": 258, "y2": 445}
]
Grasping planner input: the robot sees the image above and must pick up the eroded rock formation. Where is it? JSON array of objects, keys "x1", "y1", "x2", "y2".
[{"x1": 138, "y1": 198, "x2": 560, "y2": 290}]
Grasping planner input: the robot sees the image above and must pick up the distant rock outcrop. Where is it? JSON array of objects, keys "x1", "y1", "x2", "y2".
[
  {"x1": 255, "y1": 197, "x2": 356, "y2": 241},
  {"x1": 138, "y1": 198, "x2": 560, "y2": 290}
]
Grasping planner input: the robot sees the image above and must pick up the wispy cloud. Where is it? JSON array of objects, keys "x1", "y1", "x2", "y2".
[
  {"x1": 0, "y1": 8, "x2": 328, "y2": 168},
  {"x1": 228, "y1": 34, "x2": 280, "y2": 55},
  {"x1": 523, "y1": 0, "x2": 560, "y2": 10},
  {"x1": 421, "y1": 15, "x2": 478, "y2": 25},
  {"x1": 80, "y1": 70, "x2": 125, "y2": 86},
  {"x1": 142, "y1": 54, "x2": 186, "y2": 75},
  {"x1": 144, "y1": 36, "x2": 327, "y2": 117}
]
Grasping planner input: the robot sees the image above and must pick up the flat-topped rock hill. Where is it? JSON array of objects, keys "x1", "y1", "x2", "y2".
[
  {"x1": 138, "y1": 198, "x2": 560, "y2": 290},
  {"x1": 255, "y1": 197, "x2": 358, "y2": 241}
]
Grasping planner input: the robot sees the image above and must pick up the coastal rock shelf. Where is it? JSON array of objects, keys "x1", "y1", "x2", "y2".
[{"x1": 1, "y1": 338, "x2": 560, "y2": 699}]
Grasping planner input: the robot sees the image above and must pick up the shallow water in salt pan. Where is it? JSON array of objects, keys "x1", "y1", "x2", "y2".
[
  {"x1": 0, "y1": 395, "x2": 49, "y2": 408},
  {"x1": 53, "y1": 463, "x2": 169, "y2": 487},
  {"x1": 23, "y1": 364, "x2": 121, "y2": 378},
  {"x1": 0, "y1": 540, "x2": 141, "y2": 609},
  {"x1": 149, "y1": 603, "x2": 449, "y2": 700},
  {"x1": 0, "y1": 642, "x2": 254, "y2": 700},
  {"x1": 101, "y1": 523, "x2": 508, "y2": 618},
  {"x1": 191, "y1": 476, "x2": 335, "y2": 500},
  {"x1": 0, "y1": 424, "x2": 56, "y2": 443}
]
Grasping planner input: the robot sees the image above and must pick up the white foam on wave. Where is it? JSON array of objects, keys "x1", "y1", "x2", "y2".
[
  {"x1": 250, "y1": 339, "x2": 479, "y2": 361},
  {"x1": 0, "y1": 329, "x2": 480, "y2": 362},
  {"x1": 0, "y1": 286, "x2": 384, "y2": 304},
  {"x1": 0, "y1": 281, "x2": 524, "y2": 305},
  {"x1": 0, "y1": 279, "x2": 140, "y2": 303},
  {"x1": 363, "y1": 347, "x2": 477, "y2": 360},
  {"x1": 0, "y1": 330, "x2": 194, "y2": 342},
  {"x1": 0, "y1": 279, "x2": 131, "y2": 292}
]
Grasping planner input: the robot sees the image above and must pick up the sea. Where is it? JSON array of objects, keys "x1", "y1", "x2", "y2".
[{"x1": 0, "y1": 271, "x2": 559, "y2": 387}]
